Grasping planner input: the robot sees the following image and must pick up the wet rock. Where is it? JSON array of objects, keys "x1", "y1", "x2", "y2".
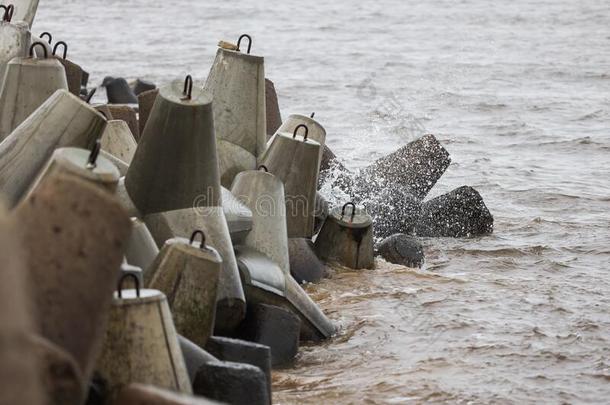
[
  {"x1": 104, "y1": 77, "x2": 138, "y2": 104},
  {"x1": 107, "y1": 104, "x2": 140, "y2": 141},
  {"x1": 288, "y1": 238, "x2": 327, "y2": 283},
  {"x1": 265, "y1": 78, "x2": 281, "y2": 137},
  {"x1": 178, "y1": 336, "x2": 218, "y2": 384},
  {"x1": 358, "y1": 134, "x2": 451, "y2": 200},
  {"x1": 239, "y1": 304, "x2": 300, "y2": 367},
  {"x1": 138, "y1": 88, "x2": 159, "y2": 139},
  {"x1": 193, "y1": 361, "x2": 269, "y2": 405},
  {"x1": 114, "y1": 383, "x2": 220, "y2": 405},
  {"x1": 133, "y1": 78, "x2": 156, "y2": 95},
  {"x1": 376, "y1": 234, "x2": 425, "y2": 268},
  {"x1": 205, "y1": 336, "x2": 272, "y2": 402},
  {"x1": 414, "y1": 186, "x2": 494, "y2": 237}
]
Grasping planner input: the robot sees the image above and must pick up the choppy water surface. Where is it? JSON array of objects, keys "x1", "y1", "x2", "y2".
[{"x1": 35, "y1": 0, "x2": 610, "y2": 403}]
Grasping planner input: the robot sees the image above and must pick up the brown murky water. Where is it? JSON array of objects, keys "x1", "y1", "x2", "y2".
[{"x1": 33, "y1": 0, "x2": 610, "y2": 403}]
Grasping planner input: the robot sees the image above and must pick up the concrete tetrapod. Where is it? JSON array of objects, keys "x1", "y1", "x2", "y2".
[
  {"x1": 260, "y1": 124, "x2": 321, "y2": 238},
  {"x1": 125, "y1": 76, "x2": 221, "y2": 216},
  {"x1": 0, "y1": 42, "x2": 68, "y2": 141},
  {"x1": 51, "y1": 41, "x2": 83, "y2": 97},
  {"x1": 221, "y1": 186, "x2": 253, "y2": 244},
  {"x1": 204, "y1": 35, "x2": 267, "y2": 187},
  {"x1": 236, "y1": 246, "x2": 335, "y2": 341},
  {"x1": 137, "y1": 88, "x2": 159, "y2": 137},
  {"x1": 114, "y1": 384, "x2": 219, "y2": 405},
  {"x1": 231, "y1": 169, "x2": 290, "y2": 274},
  {"x1": 25, "y1": 144, "x2": 120, "y2": 197},
  {"x1": 265, "y1": 78, "x2": 281, "y2": 137},
  {"x1": 0, "y1": 204, "x2": 44, "y2": 405},
  {"x1": 179, "y1": 336, "x2": 218, "y2": 384},
  {"x1": 106, "y1": 104, "x2": 139, "y2": 140},
  {"x1": 0, "y1": 20, "x2": 30, "y2": 87},
  {"x1": 0, "y1": 89, "x2": 106, "y2": 207},
  {"x1": 146, "y1": 231, "x2": 222, "y2": 347},
  {"x1": 144, "y1": 207, "x2": 246, "y2": 334},
  {"x1": 14, "y1": 173, "x2": 132, "y2": 386},
  {"x1": 125, "y1": 218, "x2": 160, "y2": 275},
  {"x1": 314, "y1": 202, "x2": 375, "y2": 270},
  {"x1": 8, "y1": 0, "x2": 39, "y2": 27},
  {"x1": 96, "y1": 277, "x2": 192, "y2": 403},
  {"x1": 269, "y1": 113, "x2": 326, "y2": 164},
  {"x1": 101, "y1": 119, "x2": 138, "y2": 164}
]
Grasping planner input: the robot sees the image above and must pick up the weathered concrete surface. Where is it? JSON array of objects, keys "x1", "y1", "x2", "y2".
[
  {"x1": 29, "y1": 334, "x2": 85, "y2": 405},
  {"x1": 126, "y1": 79, "x2": 221, "y2": 215},
  {"x1": 236, "y1": 246, "x2": 335, "y2": 341},
  {"x1": 260, "y1": 132, "x2": 321, "y2": 238},
  {"x1": 101, "y1": 150, "x2": 129, "y2": 177},
  {"x1": 179, "y1": 336, "x2": 218, "y2": 384},
  {"x1": 265, "y1": 78, "x2": 281, "y2": 137},
  {"x1": 287, "y1": 238, "x2": 327, "y2": 284},
  {"x1": 105, "y1": 77, "x2": 137, "y2": 104},
  {"x1": 25, "y1": 146, "x2": 120, "y2": 196},
  {"x1": 231, "y1": 170, "x2": 289, "y2": 273},
  {"x1": 238, "y1": 304, "x2": 300, "y2": 367},
  {"x1": 147, "y1": 237, "x2": 222, "y2": 347},
  {"x1": 101, "y1": 120, "x2": 138, "y2": 164},
  {"x1": 0, "y1": 54, "x2": 68, "y2": 140},
  {"x1": 221, "y1": 186, "x2": 253, "y2": 244},
  {"x1": 114, "y1": 383, "x2": 220, "y2": 405},
  {"x1": 15, "y1": 173, "x2": 131, "y2": 384},
  {"x1": 272, "y1": 113, "x2": 326, "y2": 164},
  {"x1": 126, "y1": 218, "x2": 160, "y2": 275},
  {"x1": 193, "y1": 360, "x2": 269, "y2": 405},
  {"x1": 0, "y1": 204, "x2": 44, "y2": 405},
  {"x1": 358, "y1": 134, "x2": 451, "y2": 200},
  {"x1": 144, "y1": 207, "x2": 246, "y2": 334},
  {"x1": 0, "y1": 89, "x2": 106, "y2": 207},
  {"x1": 205, "y1": 336, "x2": 272, "y2": 402},
  {"x1": 96, "y1": 289, "x2": 192, "y2": 402},
  {"x1": 315, "y1": 204, "x2": 375, "y2": 270},
  {"x1": 137, "y1": 88, "x2": 159, "y2": 138},
  {"x1": 106, "y1": 104, "x2": 139, "y2": 141},
  {"x1": 54, "y1": 56, "x2": 83, "y2": 97},
  {"x1": 204, "y1": 47, "x2": 267, "y2": 187},
  {"x1": 120, "y1": 261, "x2": 143, "y2": 289},
  {"x1": 133, "y1": 78, "x2": 156, "y2": 95},
  {"x1": 9, "y1": 0, "x2": 39, "y2": 27},
  {"x1": 0, "y1": 21, "x2": 30, "y2": 87},
  {"x1": 414, "y1": 186, "x2": 494, "y2": 237},
  {"x1": 376, "y1": 234, "x2": 425, "y2": 268}
]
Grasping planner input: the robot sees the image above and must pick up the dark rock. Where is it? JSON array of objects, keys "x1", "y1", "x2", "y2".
[
  {"x1": 414, "y1": 186, "x2": 493, "y2": 237},
  {"x1": 238, "y1": 304, "x2": 300, "y2": 367},
  {"x1": 178, "y1": 336, "x2": 217, "y2": 384},
  {"x1": 359, "y1": 134, "x2": 451, "y2": 200},
  {"x1": 265, "y1": 78, "x2": 281, "y2": 137},
  {"x1": 193, "y1": 361, "x2": 269, "y2": 405},
  {"x1": 133, "y1": 78, "x2": 157, "y2": 95},
  {"x1": 318, "y1": 144, "x2": 351, "y2": 188},
  {"x1": 104, "y1": 77, "x2": 138, "y2": 104},
  {"x1": 205, "y1": 336, "x2": 271, "y2": 402},
  {"x1": 288, "y1": 238, "x2": 327, "y2": 283},
  {"x1": 314, "y1": 192, "x2": 329, "y2": 235},
  {"x1": 376, "y1": 234, "x2": 425, "y2": 268},
  {"x1": 81, "y1": 70, "x2": 89, "y2": 88}
]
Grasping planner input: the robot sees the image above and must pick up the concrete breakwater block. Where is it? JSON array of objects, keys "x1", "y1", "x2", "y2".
[
  {"x1": 238, "y1": 304, "x2": 300, "y2": 367},
  {"x1": 104, "y1": 76, "x2": 138, "y2": 104},
  {"x1": 137, "y1": 88, "x2": 159, "y2": 137},
  {"x1": 0, "y1": 89, "x2": 106, "y2": 207},
  {"x1": 221, "y1": 186, "x2": 253, "y2": 244},
  {"x1": 0, "y1": 21, "x2": 30, "y2": 83},
  {"x1": 106, "y1": 104, "x2": 140, "y2": 141},
  {"x1": 288, "y1": 238, "x2": 327, "y2": 284},
  {"x1": 193, "y1": 361, "x2": 269, "y2": 405},
  {"x1": 29, "y1": 334, "x2": 86, "y2": 405},
  {"x1": 314, "y1": 191, "x2": 329, "y2": 235},
  {"x1": 0, "y1": 42, "x2": 68, "y2": 141},
  {"x1": 376, "y1": 234, "x2": 425, "y2": 268},
  {"x1": 179, "y1": 336, "x2": 218, "y2": 384},
  {"x1": 265, "y1": 78, "x2": 281, "y2": 137},
  {"x1": 101, "y1": 120, "x2": 138, "y2": 164},
  {"x1": 146, "y1": 234, "x2": 222, "y2": 347},
  {"x1": 125, "y1": 218, "x2": 160, "y2": 275},
  {"x1": 414, "y1": 186, "x2": 494, "y2": 237},
  {"x1": 0, "y1": 204, "x2": 44, "y2": 405},
  {"x1": 272, "y1": 113, "x2": 327, "y2": 165},
  {"x1": 15, "y1": 173, "x2": 131, "y2": 384},
  {"x1": 315, "y1": 202, "x2": 375, "y2": 270},
  {"x1": 51, "y1": 41, "x2": 84, "y2": 97},
  {"x1": 204, "y1": 38, "x2": 267, "y2": 187},
  {"x1": 231, "y1": 169, "x2": 289, "y2": 273},
  {"x1": 96, "y1": 285, "x2": 192, "y2": 402},
  {"x1": 358, "y1": 134, "x2": 451, "y2": 200},
  {"x1": 205, "y1": 336, "x2": 272, "y2": 401},
  {"x1": 9, "y1": 0, "x2": 40, "y2": 27},
  {"x1": 114, "y1": 383, "x2": 220, "y2": 405},
  {"x1": 259, "y1": 126, "x2": 321, "y2": 238},
  {"x1": 120, "y1": 262, "x2": 143, "y2": 289}
]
